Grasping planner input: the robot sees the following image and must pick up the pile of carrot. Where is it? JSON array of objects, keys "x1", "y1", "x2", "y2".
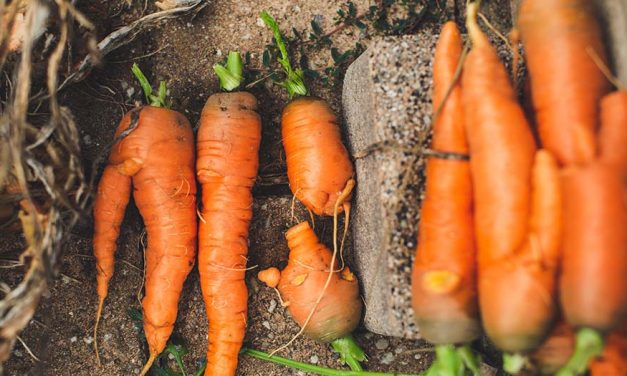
[
  {"x1": 88, "y1": 1, "x2": 625, "y2": 374},
  {"x1": 410, "y1": 0, "x2": 625, "y2": 375}
]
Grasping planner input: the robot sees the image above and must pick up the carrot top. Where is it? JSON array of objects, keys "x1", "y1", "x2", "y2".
[
  {"x1": 214, "y1": 51, "x2": 244, "y2": 91},
  {"x1": 131, "y1": 63, "x2": 170, "y2": 108},
  {"x1": 259, "y1": 11, "x2": 308, "y2": 98}
]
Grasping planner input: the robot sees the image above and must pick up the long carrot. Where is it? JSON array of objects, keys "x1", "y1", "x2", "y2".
[
  {"x1": 556, "y1": 160, "x2": 627, "y2": 375},
  {"x1": 196, "y1": 51, "x2": 261, "y2": 376},
  {"x1": 93, "y1": 64, "x2": 197, "y2": 375},
  {"x1": 260, "y1": 11, "x2": 354, "y2": 218},
  {"x1": 517, "y1": 0, "x2": 610, "y2": 166},
  {"x1": 258, "y1": 221, "x2": 365, "y2": 371},
  {"x1": 411, "y1": 20, "x2": 481, "y2": 375},
  {"x1": 463, "y1": 1, "x2": 561, "y2": 353}
]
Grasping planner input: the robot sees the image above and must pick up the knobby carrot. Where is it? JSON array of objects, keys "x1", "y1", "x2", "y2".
[
  {"x1": 517, "y1": 0, "x2": 610, "y2": 165},
  {"x1": 260, "y1": 11, "x2": 354, "y2": 218},
  {"x1": 463, "y1": 1, "x2": 561, "y2": 353},
  {"x1": 258, "y1": 221, "x2": 365, "y2": 371},
  {"x1": 93, "y1": 64, "x2": 197, "y2": 375},
  {"x1": 411, "y1": 20, "x2": 480, "y2": 375},
  {"x1": 196, "y1": 52, "x2": 261, "y2": 376}
]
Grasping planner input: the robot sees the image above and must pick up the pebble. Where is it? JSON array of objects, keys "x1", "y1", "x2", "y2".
[
  {"x1": 380, "y1": 352, "x2": 395, "y2": 365},
  {"x1": 375, "y1": 339, "x2": 389, "y2": 350},
  {"x1": 126, "y1": 87, "x2": 135, "y2": 98},
  {"x1": 268, "y1": 299, "x2": 277, "y2": 313},
  {"x1": 168, "y1": 353, "x2": 175, "y2": 360},
  {"x1": 395, "y1": 346, "x2": 404, "y2": 354},
  {"x1": 262, "y1": 320, "x2": 271, "y2": 330},
  {"x1": 70, "y1": 336, "x2": 77, "y2": 343},
  {"x1": 83, "y1": 336, "x2": 94, "y2": 345},
  {"x1": 414, "y1": 354, "x2": 422, "y2": 360},
  {"x1": 292, "y1": 5, "x2": 301, "y2": 13},
  {"x1": 82, "y1": 135, "x2": 92, "y2": 145},
  {"x1": 256, "y1": 17, "x2": 265, "y2": 27},
  {"x1": 310, "y1": 355, "x2": 318, "y2": 364}
]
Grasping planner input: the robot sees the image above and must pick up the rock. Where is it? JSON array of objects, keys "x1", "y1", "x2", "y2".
[
  {"x1": 375, "y1": 339, "x2": 390, "y2": 350},
  {"x1": 343, "y1": 31, "x2": 439, "y2": 339}
]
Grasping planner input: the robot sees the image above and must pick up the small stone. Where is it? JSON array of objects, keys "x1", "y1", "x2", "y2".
[
  {"x1": 70, "y1": 336, "x2": 77, "y2": 343},
  {"x1": 375, "y1": 339, "x2": 389, "y2": 350},
  {"x1": 186, "y1": 22, "x2": 192, "y2": 27},
  {"x1": 256, "y1": 17, "x2": 265, "y2": 27},
  {"x1": 168, "y1": 353, "x2": 175, "y2": 360},
  {"x1": 83, "y1": 336, "x2": 94, "y2": 345},
  {"x1": 126, "y1": 87, "x2": 135, "y2": 98},
  {"x1": 262, "y1": 320, "x2": 271, "y2": 330},
  {"x1": 268, "y1": 299, "x2": 277, "y2": 313},
  {"x1": 215, "y1": 49, "x2": 222, "y2": 57},
  {"x1": 310, "y1": 355, "x2": 319, "y2": 364},
  {"x1": 395, "y1": 346, "x2": 404, "y2": 354},
  {"x1": 414, "y1": 354, "x2": 422, "y2": 360},
  {"x1": 381, "y1": 352, "x2": 395, "y2": 365},
  {"x1": 292, "y1": 5, "x2": 301, "y2": 13},
  {"x1": 83, "y1": 135, "x2": 92, "y2": 145},
  {"x1": 103, "y1": 333, "x2": 112, "y2": 341}
]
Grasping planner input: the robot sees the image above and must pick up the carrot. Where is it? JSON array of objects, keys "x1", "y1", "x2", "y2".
[
  {"x1": 517, "y1": 0, "x2": 611, "y2": 165},
  {"x1": 599, "y1": 91, "x2": 627, "y2": 180},
  {"x1": 463, "y1": 1, "x2": 561, "y2": 353},
  {"x1": 93, "y1": 64, "x2": 197, "y2": 375},
  {"x1": 260, "y1": 11, "x2": 354, "y2": 218},
  {"x1": 556, "y1": 160, "x2": 627, "y2": 375},
  {"x1": 196, "y1": 51, "x2": 261, "y2": 376},
  {"x1": 258, "y1": 221, "x2": 365, "y2": 371},
  {"x1": 410, "y1": 20, "x2": 481, "y2": 375}
]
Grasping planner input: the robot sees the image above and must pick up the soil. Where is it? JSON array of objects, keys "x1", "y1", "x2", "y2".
[{"x1": 2, "y1": 0, "x2": 436, "y2": 375}]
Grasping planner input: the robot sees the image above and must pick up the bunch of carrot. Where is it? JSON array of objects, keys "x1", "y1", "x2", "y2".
[
  {"x1": 92, "y1": 9, "x2": 362, "y2": 372},
  {"x1": 411, "y1": 0, "x2": 626, "y2": 375}
]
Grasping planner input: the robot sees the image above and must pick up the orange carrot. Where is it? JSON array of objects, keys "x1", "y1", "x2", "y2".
[
  {"x1": 463, "y1": 2, "x2": 561, "y2": 353},
  {"x1": 93, "y1": 65, "x2": 197, "y2": 374},
  {"x1": 260, "y1": 11, "x2": 354, "y2": 217},
  {"x1": 560, "y1": 161, "x2": 627, "y2": 331},
  {"x1": 411, "y1": 21, "x2": 479, "y2": 347},
  {"x1": 196, "y1": 52, "x2": 261, "y2": 376},
  {"x1": 258, "y1": 221, "x2": 365, "y2": 371},
  {"x1": 517, "y1": 0, "x2": 610, "y2": 165}
]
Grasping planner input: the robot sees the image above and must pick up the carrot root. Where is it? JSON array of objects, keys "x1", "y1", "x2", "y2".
[
  {"x1": 330, "y1": 335, "x2": 366, "y2": 372},
  {"x1": 138, "y1": 350, "x2": 158, "y2": 376},
  {"x1": 94, "y1": 297, "x2": 104, "y2": 366},
  {"x1": 556, "y1": 329, "x2": 604, "y2": 376}
]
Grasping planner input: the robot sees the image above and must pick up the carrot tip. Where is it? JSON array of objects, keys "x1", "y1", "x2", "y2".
[
  {"x1": 94, "y1": 297, "x2": 105, "y2": 367},
  {"x1": 138, "y1": 350, "x2": 158, "y2": 376}
]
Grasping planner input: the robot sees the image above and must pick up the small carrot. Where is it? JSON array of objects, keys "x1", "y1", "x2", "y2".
[
  {"x1": 196, "y1": 51, "x2": 261, "y2": 376},
  {"x1": 463, "y1": 1, "x2": 561, "y2": 353},
  {"x1": 260, "y1": 11, "x2": 354, "y2": 218},
  {"x1": 93, "y1": 64, "x2": 197, "y2": 375},
  {"x1": 517, "y1": 0, "x2": 611, "y2": 165},
  {"x1": 258, "y1": 221, "x2": 365, "y2": 371},
  {"x1": 411, "y1": 20, "x2": 481, "y2": 375}
]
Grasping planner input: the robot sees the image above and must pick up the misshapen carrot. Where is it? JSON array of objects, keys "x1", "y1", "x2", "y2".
[
  {"x1": 93, "y1": 65, "x2": 197, "y2": 374},
  {"x1": 411, "y1": 21, "x2": 479, "y2": 346},
  {"x1": 258, "y1": 221, "x2": 365, "y2": 371},
  {"x1": 517, "y1": 0, "x2": 610, "y2": 165},
  {"x1": 463, "y1": 2, "x2": 561, "y2": 352},
  {"x1": 196, "y1": 52, "x2": 261, "y2": 376},
  {"x1": 260, "y1": 11, "x2": 354, "y2": 217}
]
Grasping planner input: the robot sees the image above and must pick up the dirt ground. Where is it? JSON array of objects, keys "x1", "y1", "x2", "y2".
[{"x1": 2, "y1": 0, "x2": 439, "y2": 375}]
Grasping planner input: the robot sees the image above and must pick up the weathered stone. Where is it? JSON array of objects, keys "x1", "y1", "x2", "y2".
[{"x1": 342, "y1": 30, "x2": 440, "y2": 339}]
